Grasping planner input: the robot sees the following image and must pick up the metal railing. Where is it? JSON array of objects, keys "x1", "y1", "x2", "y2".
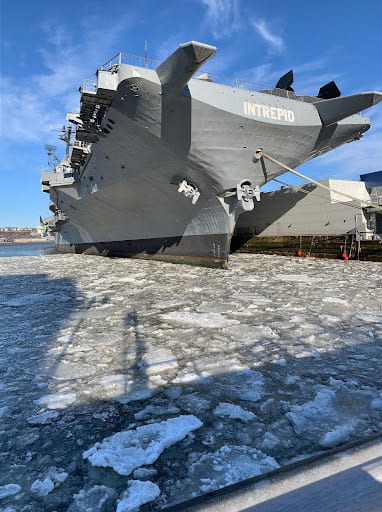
[
  {"x1": 100, "y1": 52, "x2": 160, "y2": 71},
  {"x1": 81, "y1": 79, "x2": 97, "y2": 93},
  {"x1": 73, "y1": 140, "x2": 91, "y2": 151},
  {"x1": 89, "y1": 52, "x2": 301, "y2": 97},
  {"x1": 98, "y1": 51, "x2": 280, "y2": 93},
  {"x1": 196, "y1": 72, "x2": 295, "y2": 95}
]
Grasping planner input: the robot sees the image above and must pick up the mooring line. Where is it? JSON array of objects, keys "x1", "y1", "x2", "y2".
[{"x1": 256, "y1": 149, "x2": 382, "y2": 212}]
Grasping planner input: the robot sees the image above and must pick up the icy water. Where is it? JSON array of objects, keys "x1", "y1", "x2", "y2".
[
  {"x1": 0, "y1": 242, "x2": 54, "y2": 258},
  {"x1": 0, "y1": 253, "x2": 381, "y2": 511}
]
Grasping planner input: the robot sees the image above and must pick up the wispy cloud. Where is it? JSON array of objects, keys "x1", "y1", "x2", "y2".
[
  {"x1": 246, "y1": 63, "x2": 279, "y2": 86},
  {"x1": 200, "y1": 0, "x2": 241, "y2": 39},
  {"x1": 1, "y1": 77, "x2": 63, "y2": 143},
  {"x1": 251, "y1": 18, "x2": 285, "y2": 55},
  {"x1": 240, "y1": 55, "x2": 343, "y2": 95},
  {"x1": 293, "y1": 57, "x2": 329, "y2": 74},
  {"x1": 1, "y1": 14, "x2": 134, "y2": 144}
]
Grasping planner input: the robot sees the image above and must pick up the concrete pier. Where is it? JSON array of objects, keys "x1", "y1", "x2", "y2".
[{"x1": 163, "y1": 434, "x2": 382, "y2": 512}]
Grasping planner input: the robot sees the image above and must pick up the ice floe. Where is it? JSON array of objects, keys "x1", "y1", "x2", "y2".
[
  {"x1": 134, "y1": 404, "x2": 180, "y2": 420},
  {"x1": 34, "y1": 392, "x2": 77, "y2": 409},
  {"x1": 273, "y1": 274, "x2": 322, "y2": 283},
  {"x1": 186, "y1": 445, "x2": 280, "y2": 494},
  {"x1": 27, "y1": 410, "x2": 59, "y2": 425},
  {"x1": 287, "y1": 388, "x2": 338, "y2": 436},
  {"x1": 30, "y1": 478, "x2": 55, "y2": 496},
  {"x1": 132, "y1": 467, "x2": 158, "y2": 480},
  {"x1": 1, "y1": 252, "x2": 381, "y2": 510},
  {"x1": 83, "y1": 415, "x2": 203, "y2": 475},
  {"x1": 160, "y1": 311, "x2": 240, "y2": 327},
  {"x1": 213, "y1": 402, "x2": 256, "y2": 422},
  {"x1": 67, "y1": 485, "x2": 117, "y2": 512},
  {"x1": 30, "y1": 467, "x2": 68, "y2": 497},
  {"x1": 116, "y1": 480, "x2": 160, "y2": 512},
  {"x1": 319, "y1": 421, "x2": 359, "y2": 448},
  {"x1": 0, "y1": 484, "x2": 21, "y2": 499},
  {"x1": 139, "y1": 344, "x2": 179, "y2": 375}
]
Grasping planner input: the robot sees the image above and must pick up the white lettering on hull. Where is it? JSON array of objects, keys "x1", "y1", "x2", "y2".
[{"x1": 243, "y1": 101, "x2": 295, "y2": 122}]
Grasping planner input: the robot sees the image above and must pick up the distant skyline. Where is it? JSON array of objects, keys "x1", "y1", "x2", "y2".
[{"x1": 1, "y1": 0, "x2": 382, "y2": 226}]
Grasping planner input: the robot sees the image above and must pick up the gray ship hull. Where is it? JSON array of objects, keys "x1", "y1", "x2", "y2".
[{"x1": 41, "y1": 41, "x2": 382, "y2": 267}]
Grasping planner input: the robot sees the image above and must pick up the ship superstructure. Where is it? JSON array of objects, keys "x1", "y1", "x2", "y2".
[{"x1": 41, "y1": 41, "x2": 382, "y2": 267}]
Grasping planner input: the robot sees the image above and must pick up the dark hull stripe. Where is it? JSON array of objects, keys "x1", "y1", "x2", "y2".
[{"x1": 56, "y1": 233, "x2": 230, "y2": 268}]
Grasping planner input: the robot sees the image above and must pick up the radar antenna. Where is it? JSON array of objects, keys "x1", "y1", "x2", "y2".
[
  {"x1": 44, "y1": 144, "x2": 60, "y2": 169},
  {"x1": 52, "y1": 125, "x2": 73, "y2": 158}
]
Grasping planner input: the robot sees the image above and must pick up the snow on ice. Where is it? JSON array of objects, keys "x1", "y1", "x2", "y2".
[
  {"x1": 319, "y1": 421, "x2": 359, "y2": 448},
  {"x1": 0, "y1": 484, "x2": 21, "y2": 499},
  {"x1": 67, "y1": 485, "x2": 117, "y2": 512},
  {"x1": 213, "y1": 402, "x2": 256, "y2": 422},
  {"x1": 34, "y1": 392, "x2": 77, "y2": 409},
  {"x1": 83, "y1": 415, "x2": 203, "y2": 475},
  {"x1": 116, "y1": 480, "x2": 160, "y2": 512},
  {"x1": 27, "y1": 411, "x2": 59, "y2": 425},
  {"x1": 30, "y1": 478, "x2": 55, "y2": 497},
  {"x1": 0, "y1": 252, "x2": 381, "y2": 510},
  {"x1": 139, "y1": 344, "x2": 179, "y2": 375},
  {"x1": 160, "y1": 311, "x2": 240, "y2": 328},
  {"x1": 30, "y1": 468, "x2": 68, "y2": 496},
  {"x1": 185, "y1": 445, "x2": 280, "y2": 494},
  {"x1": 272, "y1": 273, "x2": 322, "y2": 283}
]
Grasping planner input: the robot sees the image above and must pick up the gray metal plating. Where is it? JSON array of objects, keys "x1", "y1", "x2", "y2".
[{"x1": 41, "y1": 41, "x2": 382, "y2": 267}]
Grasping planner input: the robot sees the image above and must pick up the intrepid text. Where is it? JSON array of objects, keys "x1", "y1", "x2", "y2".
[{"x1": 243, "y1": 101, "x2": 296, "y2": 122}]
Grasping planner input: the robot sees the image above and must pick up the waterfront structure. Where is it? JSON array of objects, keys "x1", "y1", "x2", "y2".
[
  {"x1": 360, "y1": 171, "x2": 382, "y2": 236},
  {"x1": 235, "y1": 179, "x2": 374, "y2": 239}
]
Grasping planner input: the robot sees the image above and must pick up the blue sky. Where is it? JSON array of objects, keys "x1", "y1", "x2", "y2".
[{"x1": 1, "y1": 0, "x2": 382, "y2": 227}]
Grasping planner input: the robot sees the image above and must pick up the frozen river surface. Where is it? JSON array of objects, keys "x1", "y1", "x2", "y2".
[{"x1": 0, "y1": 253, "x2": 381, "y2": 511}]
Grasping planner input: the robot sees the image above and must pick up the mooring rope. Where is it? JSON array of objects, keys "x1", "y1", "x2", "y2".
[
  {"x1": 256, "y1": 149, "x2": 382, "y2": 212},
  {"x1": 272, "y1": 177, "x2": 364, "y2": 210}
]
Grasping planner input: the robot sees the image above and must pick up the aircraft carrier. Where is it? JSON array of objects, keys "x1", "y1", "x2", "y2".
[{"x1": 41, "y1": 41, "x2": 382, "y2": 267}]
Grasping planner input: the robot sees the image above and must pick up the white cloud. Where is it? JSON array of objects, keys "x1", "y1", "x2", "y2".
[
  {"x1": 247, "y1": 63, "x2": 274, "y2": 85},
  {"x1": 200, "y1": 0, "x2": 241, "y2": 39},
  {"x1": 1, "y1": 14, "x2": 134, "y2": 144},
  {"x1": 0, "y1": 77, "x2": 63, "y2": 142},
  {"x1": 251, "y1": 18, "x2": 285, "y2": 55},
  {"x1": 293, "y1": 57, "x2": 330, "y2": 74},
  {"x1": 238, "y1": 55, "x2": 343, "y2": 95}
]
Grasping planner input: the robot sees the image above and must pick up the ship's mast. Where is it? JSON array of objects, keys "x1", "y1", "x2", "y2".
[
  {"x1": 54, "y1": 125, "x2": 73, "y2": 160},
  {"x1": 44, "y1": 125, "x2": 74, "y2": 171},
  {"x1": 44, "y1": 144, "x2": 59, "y2": 170},
  {"x1": 144, "y1": 40, "x2": 148, "y2": 68}
]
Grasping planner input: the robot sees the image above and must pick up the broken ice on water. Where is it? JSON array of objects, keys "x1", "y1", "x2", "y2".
[
  {"x1": 82, "y1": 415, "x2": 203, "y2": 476},
  {"x1": 0, "y1": 252, "x2": 381, "y2": 510}
]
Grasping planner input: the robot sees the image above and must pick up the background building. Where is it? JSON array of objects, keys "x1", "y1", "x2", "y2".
[
  {"x1": 360, "y1": 171, "x2": 382, "y2": 236},
  {"x1": 236, "y1": 179, "x2": 373, "y2": 240}
]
